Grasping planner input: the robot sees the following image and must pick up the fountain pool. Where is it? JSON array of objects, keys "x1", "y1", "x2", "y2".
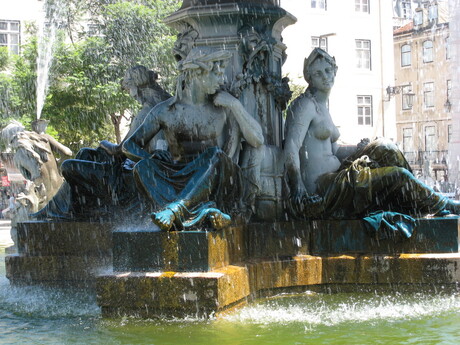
[{"x1": 1, "y1": 234, "x2": 459, "y2": 345}]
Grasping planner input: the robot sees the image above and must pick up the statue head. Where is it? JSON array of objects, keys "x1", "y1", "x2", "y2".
[
  {"x1": 303, "y1": 48, "x2": 338, "y2": 85},
  {"x1": 1, "y1": 120, "x2": 25, "y2": 147},
  {"x1": 175, "y1": 48, "x2": 233, "y2": 99},
  {"x1": 122, "y1": 65, "x2": 160, "y2": 105}
]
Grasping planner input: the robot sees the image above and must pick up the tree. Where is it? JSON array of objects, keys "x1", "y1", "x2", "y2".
[{"x1": 3, "y1": 0, "x2": 179, "y2": 152}]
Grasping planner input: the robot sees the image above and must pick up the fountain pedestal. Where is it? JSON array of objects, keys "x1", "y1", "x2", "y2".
[{"x1": 6, "y1": 217, "x2": 460, "y2": 316}]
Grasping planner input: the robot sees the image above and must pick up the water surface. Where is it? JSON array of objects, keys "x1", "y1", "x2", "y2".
[{"x1": 1, "y1": 229, "x2": 459, "y2": 345}]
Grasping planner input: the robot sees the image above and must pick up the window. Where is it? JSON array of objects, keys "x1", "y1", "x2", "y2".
[
  {"x1": 355, "y1": 0, "x2": 369, "y2": 13},
  {"x1": 422, "y1": 40, "x2": 433, "y2": 63},
  {"x1": 401, "y1": 0, "x2": 412, "y2": 19},
  {"x1": 311, "y1": 36, "x2": 327, "y2": 51},
  {"x1": 401, "y1": 44, "x2": 411, "y2": 67},
  {"x1": 428, "y1": 4, "x2": 438, "y2": 22},
  {"x1": 311, "y1": 0, "x2": 326, "y2": 10},
  {"x1": 402, "y1": 85, "x2": 413, "y2": 110},
  {"x1": 0, "y1": 20, "x2": 20, "y2": 55},
  {"x1": 448, "y1": 125, "x2": 453, "y2": 143},
  {"x1": 356, "y1": 39, "x2": 371, "y2": 70},
  {"x1": 425, "y1": 126, "x2": 436, "y2": 152},
  {"x1": 414, "y1": 9, "x2": 423, "y2": 25},
  {"x1": 357, "y1": 96, "x2": 372, "y2": 126},
  {"x1": 403, "y1": 128, "x2": 413, "y2": 152},
  {"x1": 423, "y1": 82, "x2": 434, "y2": 108},
  {"x1": 446, "y1": 37, "x2": 451, "y2": 60}
]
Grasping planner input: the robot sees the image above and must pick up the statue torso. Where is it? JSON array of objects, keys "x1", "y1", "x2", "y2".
[
  {"x1": 300, "y1": 99, "x2": 341, "y2": 193},
  {"x1": 160, "y1": 103, "x2": 227, "y2": 159}
]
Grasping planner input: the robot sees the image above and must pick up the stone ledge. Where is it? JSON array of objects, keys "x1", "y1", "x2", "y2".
[
  {"x1": 16, "y1": 221, "x2": 113, "y2": 256},
  {"x1": 5, "y1": 254, "x2": 112, "y2": 286},
  {"x1": 112, "y1": 225, "x2": 245, "y2": 272},
  {"x1": 97, "y1": 265, "x2": 250, "y2": 317},
  {"x1": 96, "y1": 253, "x2": 460, "y2": 317}
]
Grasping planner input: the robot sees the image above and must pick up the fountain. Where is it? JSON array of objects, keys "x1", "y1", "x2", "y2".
[{"x1": 4, "y1": 0, "x2": 460, "y2": 321}]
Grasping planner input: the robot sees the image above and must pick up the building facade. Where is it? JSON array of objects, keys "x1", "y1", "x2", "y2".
[
  {"x1": 280, "y1": 0, "x2": 396, "y2": 144},
  {"x1": 393, "y1": 1, "x2": 454, "y2": 188},
  {"x1": 1, "y1": 0, "x2": 45, "y2": 55}
]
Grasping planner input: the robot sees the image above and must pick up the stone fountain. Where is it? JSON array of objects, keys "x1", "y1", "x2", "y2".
[{"x1": 5, "y1": 0, "x2": 460, "y2": 318}]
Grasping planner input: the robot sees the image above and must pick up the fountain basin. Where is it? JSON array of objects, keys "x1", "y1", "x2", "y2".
[{"x1": 5, "y1": 217, "x2": 460, "y2": 316}]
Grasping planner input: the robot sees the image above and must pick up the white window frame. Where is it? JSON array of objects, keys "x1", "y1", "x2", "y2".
[
  {"x1": 423, "y1": 82, "x2": 434, "y2": 108},
  {"x1": 414, "y1": 9, "x2": 423, "y2": 25},
  {"x1": 311, "y1": 36, "x2": 328, "y2": 51},
  {"x1": 0, "y1": 20, "x2": 20, "y2": 55},
  {"x1": 355, "y1": 0, "x2": 369, "y2": 13},
  {"x1": 357, "y1": 95, "x2": 373, "y2": 126},
  {"x1": 428, "y1": 4, "x2": 438, "y2": 22},
  {"x1": 356, "y1": 39, "x2": 371, "y2": 70},
  {"x1": 423, "y1": 40, "x2": 433, "y2": 63},
  {"x1": 311, "y1": 0, "x2": 326, "y2": 10},
  {"x1": 402, "y1": 128, "x2": 413, "y2": 153},
  {"x1": 401, "y1": 44, "x2": 411, "y2": 67},
  {"x1": 424, "y1": 126, "x2": 436, "y2": 152},
  {"x1": 401, "y1": 0, "x2": 412, "y2": 19}
]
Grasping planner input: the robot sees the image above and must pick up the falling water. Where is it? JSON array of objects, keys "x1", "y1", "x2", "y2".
[{"x1": 36, "y1": 0, "x2": 64, "y2": 120}]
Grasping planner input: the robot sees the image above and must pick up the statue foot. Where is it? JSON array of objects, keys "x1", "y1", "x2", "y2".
[
  {"x1": 445, "y1": 199, "x2": 460, "y2": 215},
  {"x1": 207, "y1": 209, "x2": 231, "y2": 230},
  {"x1": 151, "y1": 208, "x2": 176, "y2": 231}
]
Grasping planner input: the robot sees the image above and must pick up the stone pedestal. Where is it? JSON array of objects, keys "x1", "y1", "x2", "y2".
[
  {"x1": 112, "y1": 225, "x2": 245, "y2": 272},
  {"x1": 6, "y1": 217, "x2": 460, "y2": 317},
  {"x1": 96, "y1": 216, "x2": 460, "y2": 317},
  {"x1": 5, "y1": 221, "x2": 112, "y2": 287}
]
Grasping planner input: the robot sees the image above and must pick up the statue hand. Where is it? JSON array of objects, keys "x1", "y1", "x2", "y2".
[
  {"x1": 151, "y1": 150, "x2": 173, "y2": 163},
  {"x1": 213, "y1": 91, "x2": 236, "y2": 108},
  {"x1": 291, "y1": 186, "x2": 307, "y2": 206},
  {"x1": 301, "y1": 194, "x2": 324, "y2": 217}
]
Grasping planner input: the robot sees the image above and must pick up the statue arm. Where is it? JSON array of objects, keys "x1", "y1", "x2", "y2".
[
  {"x1": 99, "y1": 104, "x2": 153, "y2": 156},
  {"x1": 122, "y1": 107, "x2": 162, "y2": 162},
  {"x1": 214, "y1": 91, "x2": 264, "y2": 148},
  {"x1": 44, "y1": 134, "x2": 73, "y2": 157},
  {"x1": 284, "y1": 100, "x2": 312, "y2": 201},
  {"x1": 331, "y1": 141, "x2": 338, "y2": 155},
  {"x1": 222, "y1": 115, "x2": 241, "y2": 160}
]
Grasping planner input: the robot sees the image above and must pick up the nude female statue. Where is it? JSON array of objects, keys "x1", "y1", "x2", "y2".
[
  {"x1": 284, "y1": 48, "x2": 460, "y2": 219},
  {"x1": 123, "y1": 48, "x2": 264, "y2": 231}
]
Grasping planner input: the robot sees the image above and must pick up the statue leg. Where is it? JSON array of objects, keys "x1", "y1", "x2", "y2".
[
  {"x1": 61, "y1": 158, "x2": 120, "y2": 214},
  {"x1": 239, "y1": 143, "x2": 263, "y2": 213},
  {"x1": 359, "y1": 166, "x2": 448, "y2": 216},
  {"x1": 133, "y1": 147, "x2": 240, "y2": 231}
]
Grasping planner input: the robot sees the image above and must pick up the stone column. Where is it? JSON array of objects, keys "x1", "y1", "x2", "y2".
[{"x1": 165, "y1": 0, "x2": 296, "y2": 147}]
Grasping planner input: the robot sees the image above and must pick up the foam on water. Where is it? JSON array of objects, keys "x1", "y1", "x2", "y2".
[
  {"x1": 222, "y1": 291, "x2": 460, "y2": 326},
  {"x1": 0, "y1": 276, "x2": 99, "y2": 319}
]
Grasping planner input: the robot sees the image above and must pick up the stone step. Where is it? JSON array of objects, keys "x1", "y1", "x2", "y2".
[
  {"x1": 97, "y1": 253, "x2": 460, "y2": 318},
  {"x1": 16, "y1": 221, "x2": 112, "y2": 256},
  {"x1": 112, "y1": 225, "x2": 245, "y2": 272}
]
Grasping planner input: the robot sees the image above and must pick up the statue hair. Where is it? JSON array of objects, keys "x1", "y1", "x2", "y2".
[
  {"x1": 173, "y1": 48, "x2": 232, "y2": 102},
  {"x1": 303, "y1": 48, "x2": 338, "y2": 84}
]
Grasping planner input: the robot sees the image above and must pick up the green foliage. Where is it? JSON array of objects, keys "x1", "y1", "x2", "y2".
[
  {"x1": 0, "y1": 47, "x2": 10, "y2": 70},
  {"x1": 3, "y1": 0, "x2": 179, "y2": 152}
]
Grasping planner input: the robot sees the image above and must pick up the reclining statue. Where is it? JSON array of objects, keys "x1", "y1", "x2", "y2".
[
  {"x1": 32, "y1": 66, "x2": 171, "y2": 220},
  {"x1": 284, "y1": 48, "x2": 460, "y2": 228},
  {"x1": 1, "y1": 120, "x2": 72, "y2": 213}
]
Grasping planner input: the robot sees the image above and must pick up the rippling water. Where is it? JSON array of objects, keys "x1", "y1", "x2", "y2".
[{"x1": 1, "y1": 231, "x2": 460, "y2": 344}]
